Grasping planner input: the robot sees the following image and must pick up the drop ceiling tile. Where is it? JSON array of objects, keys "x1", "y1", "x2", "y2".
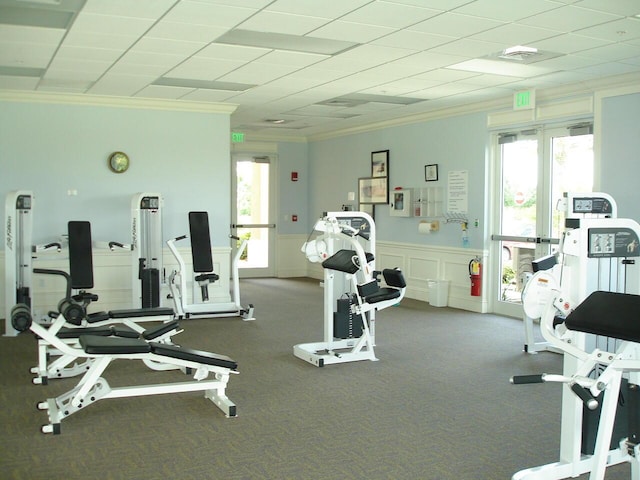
[
  {"x1": 384, "y1": 0, "x2": 468, "y2": 12},
  {"x1": 471, "y1": 23, "x2": 562, "y2": 45},
  {"x1": 63, "y1": 30, "x2": 139, "y2": 50},
  {"x1": 162, "y1": 2, "x2": 257, "y2": 28},
  {"x1": 257, "y1": 50, "x2": 328, "y2": 67},
  {"x1": 393, "y1": 51, "x2": 469, "y2": 69},
  {"x1": 338, "y1": 44, "x2": 418, "y2": 64},
  {"x1": 457, "y1": 73, "x2": 523, "y2": 87},
  {"x1": 358, "y1": 78, "x2": 442, "y2": 95},
  {"x1": 218, "y1": 62, "x2": 305, "y2": 84},
  {"x1": 0, "y1": 24, "x2": 65, "y2": 44},
  {"x1": 518, "y1": 5, "x2": 622, "y2": 32},
  {"x1": 131, "y1": 37, "x2": 206, "y2": 57},
  {"x1": 412, "y1": 68, "x2": 481, "y2": 83},
  {"x1": 575, "y1": 42, "x2": 640, "y2": 61},
  {"x1": 146, "y1": 21, "x2": 228, "y2": 43},
  {"x1": 81, "y1": 0, "x2": 176, "y2": 19},
  {"x1": 409, "y1": 12, "x2": 505, "y2": 37},
  {"x1": 264, "y1": 0, "x2": 372, "y2": 18},
  {"x1": 39, "y1": 76, "x2": 94, "y2": 90},
  {"x1": 0, "y1": 41, "x2": 58, "y2": 68},
  {"x1": 197, "y1": 43, "x2": 270, "y2": 61},
  {"x1": 621, "y1": 55, "x2": 640, "y2": 66},
  {"x1": 70, "y1": 13, "x2": 156, "y2": 36},
  {"x1": 573, "y1": 0, "x2": 640, "y2": 16},
  {"x1": 109, "y1": 61, "x2": 175, "y2": 77},
  {"x1": 47, "y1": 57, "x2": 111, "y2": 76},
  {"x1": 409, "y1": 82, "x2": 481, "y2": 99},
  {"x1": 340, "y1": 2, "x2": 443, "y2": 28},
  {"x1": 180, "y1": 88, "x2": 240, "y2": 102},
  {"x1": 166, "y1": 57, "x2": 248, "y2": 81},
  {"x1": 429, "y1": 38, "x2": 506, "y2": 58},
  {"x1": 575, "y1": 60, "x2": 640, "y2": 75},
  {"x1": 237, "y1": 11, "x2": 331, "y2": 35},
  {"x1": 575, "y1": 18, "x2": 640, "y2": 41},
  {"x1": 0, "y1": 75, "x2": 39, "y2": 89},
  {"x1": 531, "y1": 33, "x2": 612, "y2": 54},
  {"x1": 56, "y1": 45, "x2": 123, "y2": 62},
  {"x1": 135, "y1": 84, "x2": 196, "y2": 99},
  {"x1": 454, "y1": 0, "x2": 562, "y2": 21},
  {"x1": 310, "y1": 20, "x2": 395, "y2": 43},
  {"x1": 371, "y1": 29, "x2": 456, "y2": 50},
  {"x1": 532, "y1": 53, "x2": 605, "y2": 70},
  {"x1": 89, "y1": 73, "x2": 157, "y2": 95}
]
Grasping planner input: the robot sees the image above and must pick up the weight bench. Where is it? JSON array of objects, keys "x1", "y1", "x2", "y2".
[
  {"x1": 19, "y1": 316, "x2": 238, "y2": 435},
  {"x1": 512, "y1": 290, "x2": 640, "y2": 480}
]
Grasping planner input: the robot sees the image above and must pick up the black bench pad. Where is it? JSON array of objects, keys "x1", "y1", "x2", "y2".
[
  {"x1": 322, "y1": 249, "x2": 375, "y2": 274},
  {"x1": 87, "y1": 311, "x2": 110, "y2": 323},
  {"x1": 108, "y1": 307, "x2": 174, "y2": 319},
  {"x1": 80, "y1": 335, "x2": 151, "y2": 355},
  {"x1": 565, "y1": 291, "x2": 640, "y2": 343},
  {"x1": 143, "y1": 321, "x2": 180, "y2": 340},
  {"x1": 150, "y1": 343, "x2": 237, "y2": 370},
  {"x1": 365, "y1": 288, "x2": 402, "y2": 304},
  {"x1": 58, "y1": 326, "x2": 113, "y2": 339}
]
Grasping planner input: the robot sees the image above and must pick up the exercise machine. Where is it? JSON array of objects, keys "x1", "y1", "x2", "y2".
[
  {"x1": 4, "y1": 190, "x2": 61, "y2": 337},
  {"x1": 131, "y1": 193, "x2": 163, "y2": 308},
  {"x1": 295, "y1": 211, "x2": 406, "y2": 367},
  {"x1": 29, "y1": 221, "x2": 176, "y2": 385},
  {"x1": 167, "y1": 211, "x2": 254, "y2": 320},
  {"x1": 13, "y1": 309, "x2": 238, "y2": 435},
  {"x1": 522, "y1": 192, "x2": 618, "y2": 354},
  {"x1": 512, "y1": 201, "x2": 640, "y2": 479}
]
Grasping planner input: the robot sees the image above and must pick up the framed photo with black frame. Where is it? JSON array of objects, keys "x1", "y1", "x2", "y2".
[
  {"x1": 359, "y1": 176, "x2": 389, "y2": 204},
  {"x1": 359, "y1": 203, "x2": 375, "y2": 219},
  {"x1": 371, "y1": 150, "x2": 389, "y2": 178},
  {"x1": 425, "y1": 164, "x2": 439, "y2": 182}
]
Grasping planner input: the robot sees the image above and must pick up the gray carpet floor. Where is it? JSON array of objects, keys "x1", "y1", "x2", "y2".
[{"x1": 0, "y1": 277, "x2": 632, "y2": 479}]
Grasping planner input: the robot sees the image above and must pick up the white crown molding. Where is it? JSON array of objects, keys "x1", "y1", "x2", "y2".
[{"x1": 0, "y1": 90, "x2": 238, "y2": 115}]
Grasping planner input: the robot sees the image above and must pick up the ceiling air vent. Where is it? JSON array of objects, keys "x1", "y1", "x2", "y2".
[{"x1": 499, "y1": 45, "x2": 539, "y2": 61}]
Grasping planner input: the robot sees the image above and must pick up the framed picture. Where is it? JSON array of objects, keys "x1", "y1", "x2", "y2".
[
  {"x1": 359, "y1": 176, "x2": 389, "y2": 204},
  {"x1": 359, "y1": 203, "x2": 375, "y2": 219},
  {"x1": 425, "y1": 164, "x2": 439, "y2": 182},
  {"x1": 371, "y1": 150, "x2": 389, "y2": 178}
]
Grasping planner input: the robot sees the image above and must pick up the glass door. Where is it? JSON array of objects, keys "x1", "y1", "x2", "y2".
[
  {"x1": 491, "y1": 126, "x2": 593, "y2": 317},
  {"x1": 231, "y1": 154, "x2": 276, "y2": 278}
]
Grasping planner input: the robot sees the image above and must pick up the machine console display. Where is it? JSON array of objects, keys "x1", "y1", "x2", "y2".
[
  {"x1": 16, "y1": 195, "x2": 31, "y2": 210},
  {"x1": 572, "y1": 196, "x2": 612, "y2": 214},
  {"x1": 588, "y1": 227, "x2": 640, "y2": 258},
  {"x1": 140, "y1": 196, "x2": 159, "y2": 209}
]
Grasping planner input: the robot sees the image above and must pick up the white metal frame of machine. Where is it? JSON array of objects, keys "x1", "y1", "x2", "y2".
[
  {"x1": 131, "y1": 193, "x2": 163, "y2": 308},
  {"x1": 4, "y1": 190, "x2": 34, "y2": 337},
  {"x1": 295, "y1": 211, "x2": 406, "y2": 367},
  {"x1": 166, "y1": 212, "x2": 254, "y2": 321},
  {"x1": 512, "y1": 196, "x2": 640, "y2": 480},
  {"x1": 522, "y1": 192, "x2": 618, "y2": 354}
]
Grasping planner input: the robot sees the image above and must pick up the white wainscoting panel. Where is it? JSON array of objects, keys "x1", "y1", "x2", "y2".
[{"x1": 276, "y1": 234, "x2": 308, "y2": 278}]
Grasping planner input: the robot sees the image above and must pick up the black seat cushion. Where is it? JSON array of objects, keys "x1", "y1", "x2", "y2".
[
  {"x1": 79, "y1": 335, "x2": 151, "y2": 355},
  {"x1": 150, "y1": 343, "x2": 237, "y2": 370},
  {"x1": 108, "y1": 307, "x2": 174, "y2": 319},
  {"x1": 565, "y1": 291, "x2": 640, "y2": 343}
]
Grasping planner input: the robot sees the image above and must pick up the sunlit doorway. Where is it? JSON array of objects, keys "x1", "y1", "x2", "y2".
[
  {"x1": 491, "y1": 126, "x2": 593, "y2": 317},
  {"x1": 231, "y1": 154, "x2": 276, "y2": 278}
]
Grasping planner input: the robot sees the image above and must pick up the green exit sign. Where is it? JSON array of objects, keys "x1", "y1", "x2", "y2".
[
  {"x1": 231, "y1": 132, "x2": 245, "y2": 143},
  {"x1": 514, "y1": 90, "x2": 535, "y2": 110}
]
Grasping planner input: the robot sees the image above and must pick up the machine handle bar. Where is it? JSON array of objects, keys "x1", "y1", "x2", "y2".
[
  {"x1": 510, "y1": 374, "x2": 544, "y2": 384},
  {"x1": 34, "y1": 268, "x2": 72, "y2": 299},
  {"x1": 570, "y1": 383, "x2": 599, "y2": 410}
]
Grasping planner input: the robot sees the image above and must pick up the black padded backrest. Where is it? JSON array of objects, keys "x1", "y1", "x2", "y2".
[
  {"x1": 382, "y1": 269, "x2": 406, "y2": 288},
  {"x1": 565, "y1": 290, "x2": 640, "y2": 343},
  {"x1": 68, "y1": 221, "x2": 94, "y2": 289},
  {"x1": 189, "y1": 212, "x2": 213, "y2": 273}
]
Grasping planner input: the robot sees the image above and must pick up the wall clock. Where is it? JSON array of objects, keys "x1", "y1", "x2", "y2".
[{"x1": 108, "y1": 151, "x2": 130, "y2": 173}]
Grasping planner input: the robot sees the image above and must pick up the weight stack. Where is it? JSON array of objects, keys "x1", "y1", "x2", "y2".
[
  {"x1": 141, "y1": 268, "x2": 160, "y2": 308},
  {"x1": 333, "y1": 294, "x2": 363, "y2": 339}
]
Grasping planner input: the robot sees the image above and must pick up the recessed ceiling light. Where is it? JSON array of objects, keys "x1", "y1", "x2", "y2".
[{"x1": 216, "y1": 29, "x2": 358, "y2": 56}]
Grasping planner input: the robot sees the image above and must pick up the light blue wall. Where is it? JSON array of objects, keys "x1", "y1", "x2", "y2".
[
  {"x1": 308, "y1": 111, "x2": 488, "y2": 248},
  {"x1": 0, "y1": 101, "x2": 231, "y2": 247},
  {"x1": 276, "y1": 141, "x2": 310, "y2": 235},
  {"x1": 600, "y1": 92, "x2": 640, "y2": 220}
]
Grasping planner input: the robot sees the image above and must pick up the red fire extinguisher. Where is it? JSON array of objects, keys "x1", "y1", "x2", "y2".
[{"x1": 469, "y1": 257, "x2": 482, "y2": 296}]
